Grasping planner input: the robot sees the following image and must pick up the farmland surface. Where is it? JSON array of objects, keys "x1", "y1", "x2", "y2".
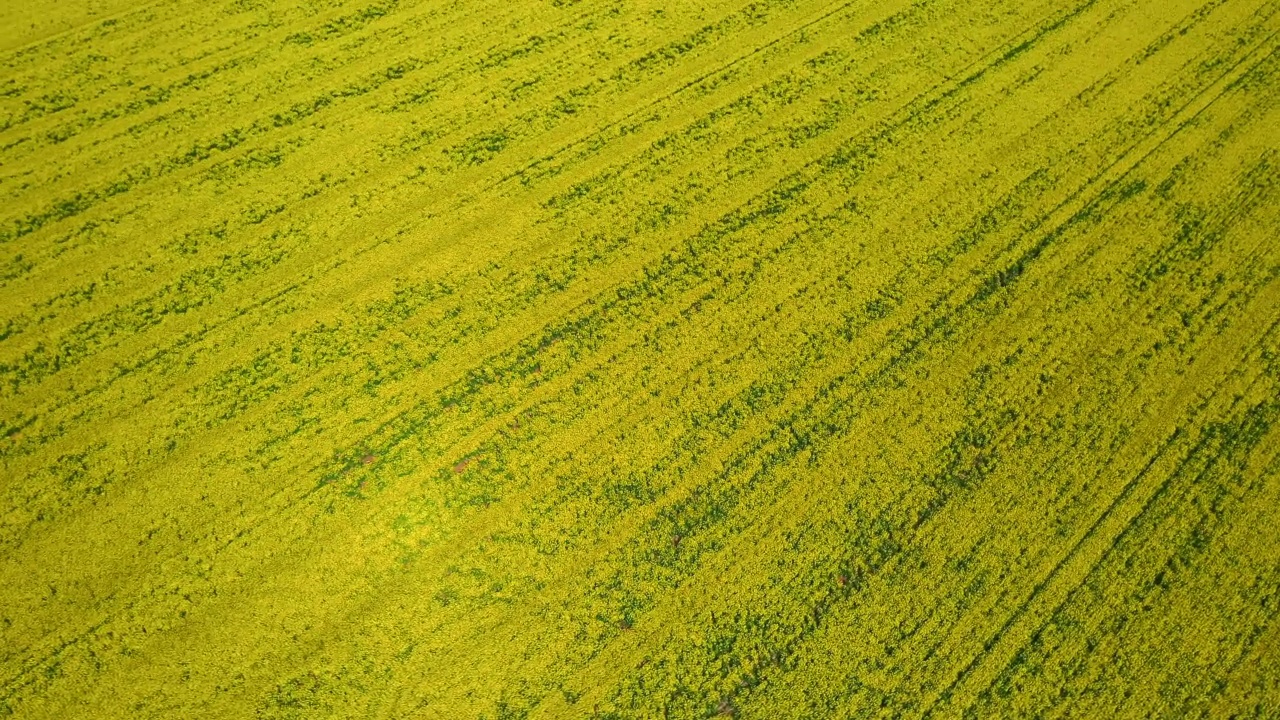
[{"x1": 3, "y1": 0, "x2": 1280, "y2": 717}]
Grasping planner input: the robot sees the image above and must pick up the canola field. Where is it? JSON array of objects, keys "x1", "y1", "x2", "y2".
[{"x1": 3, "y1": 0, "x2": 1280, "y2": 717}]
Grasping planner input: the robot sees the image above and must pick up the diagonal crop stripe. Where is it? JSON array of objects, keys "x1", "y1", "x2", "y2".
[{"x1": 1, "y1": 0, "x2": 1278, "y2": 718}]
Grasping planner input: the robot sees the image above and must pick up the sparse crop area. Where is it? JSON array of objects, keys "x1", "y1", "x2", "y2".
[{"x1": 2, "y1": 0, "x2": 1279, "y2": 717}]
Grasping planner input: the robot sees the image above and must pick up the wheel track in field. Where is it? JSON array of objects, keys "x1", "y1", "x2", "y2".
[
  {"x1": 394, "y1": 7, "x2": 1280, "y2": 707},
  {"x1": 579, "y1": 185, "x2": 1280, "y2": 717},
  {"x1": 927, "y1": 362, "x2": 1270, "y2": 717},
  {"x1": 2, "y1": 1, "x2": 1080, "y2": 696},
  {"x1": 897, "y1": 32, "x2": 1280, "y2": 719},
  {"x1": 0, "y1": 0, "x2": 1198, "y2": 661},
  {"x1": 971, "y1": 392, "x2": 1280, "y2": 716},
  {"x1": 5, "y1": 1, "x2": 1280, "y2": 715},
  {"x1": 581, "y1": 2, "x2": 1280, "y2": 707},
  {"x1": 798, "y1": 162, "x2": 1280, "y2": 716}
]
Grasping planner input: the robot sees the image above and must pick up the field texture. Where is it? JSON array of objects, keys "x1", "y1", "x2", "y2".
[{"x1": 3, "y1": 0, "x2": 1280, "y2": 717}]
